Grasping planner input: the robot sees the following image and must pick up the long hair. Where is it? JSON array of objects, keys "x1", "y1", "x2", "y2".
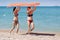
[
  {"x1": 13, "y1": 7, "x2": 16, "y2": 12},
  {"x1": 27, "y1": 7, "x2": 31, "y2": 9}
]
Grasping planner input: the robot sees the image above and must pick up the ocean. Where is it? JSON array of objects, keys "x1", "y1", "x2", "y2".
[{"x1": 0, "y1": 6, "x2": 60, "y2": 32}]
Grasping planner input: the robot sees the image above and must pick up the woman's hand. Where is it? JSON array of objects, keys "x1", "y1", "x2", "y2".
[{"x1": 17, "y1": 7, "x2": 20, "y2": 12}]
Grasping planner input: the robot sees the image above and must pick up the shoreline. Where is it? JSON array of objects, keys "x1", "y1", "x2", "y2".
[
  {"x1": 0, "y1": 29, "x2": 60, "y2": 36},
  {"x1": 0, "y1": 30, "x2": 60, "y2": 40}
]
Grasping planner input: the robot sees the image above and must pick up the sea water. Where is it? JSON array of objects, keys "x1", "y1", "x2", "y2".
[{"x1": 0, "y1": 6, "x2": 60, "y2": 32}]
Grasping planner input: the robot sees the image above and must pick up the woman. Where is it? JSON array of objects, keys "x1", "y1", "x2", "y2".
[
  {"x1": 10, "y1": 7, "x2": 20, "y2": 33},
  {"x1": 27, "y1": 6, "x2": 36, "y2": 34}
]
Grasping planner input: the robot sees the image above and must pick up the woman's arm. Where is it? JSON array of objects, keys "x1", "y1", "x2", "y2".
[
  {"x1": 27, "y1": 9, "x2": 32, "y2": 14},
  {"x1": 27, "y1": 6, "x2": 36, "y2": 14},
  {"x1": 32, "y1": 6, "x2": 36, "y2": 12},
  {"x1": 13, "y1": 7, "x2": 20, "y2": 14},
  {"x1": 17, "y1": 7, "x2": 20, "y2": 12}
]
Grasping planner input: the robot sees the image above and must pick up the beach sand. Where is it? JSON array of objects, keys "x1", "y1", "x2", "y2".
[{"x1": 0, "y1": 30, "x2": 60, "y2": 40}]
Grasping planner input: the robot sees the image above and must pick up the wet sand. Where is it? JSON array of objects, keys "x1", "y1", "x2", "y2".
[{"x1": 0, "y1": 30, "x2": 60, "y2": 40}]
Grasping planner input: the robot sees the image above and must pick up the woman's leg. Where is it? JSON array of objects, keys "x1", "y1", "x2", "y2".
[
  {"x1": 27, "y1": 21, "x2": 31, "y2": 33},
  {"x1": 10, "y1": 22, "x2": 16, "y2": 33},
  {"x1": 31, "y1": 22, "x2": 34, "y2": 31},
  {"x1": 16, "y1": 23, "x2": 19, "y2": 33}
]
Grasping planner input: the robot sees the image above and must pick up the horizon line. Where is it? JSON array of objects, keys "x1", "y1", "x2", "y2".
[{"x1": 0, "y1": 5, "x2": 60, "y2": 6}]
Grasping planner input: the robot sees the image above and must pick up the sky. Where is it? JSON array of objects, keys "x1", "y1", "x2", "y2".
[{"x1": 0, "y1": 0, "x2": 59, "y2": 6}]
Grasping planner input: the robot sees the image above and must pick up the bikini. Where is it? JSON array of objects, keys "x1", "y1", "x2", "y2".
[
  {"x1": 27, "y1": 14, "x2": 33, "y2": 23},
  {"x1": 14, "y1": 14, "x2": 18, "y2": 17},
  {"x1": 28, "y1": 14, "x2": 33, "y2": 17},
  {"x1": 14, "y1": 14, "x2": 19, "y2": 24}
]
